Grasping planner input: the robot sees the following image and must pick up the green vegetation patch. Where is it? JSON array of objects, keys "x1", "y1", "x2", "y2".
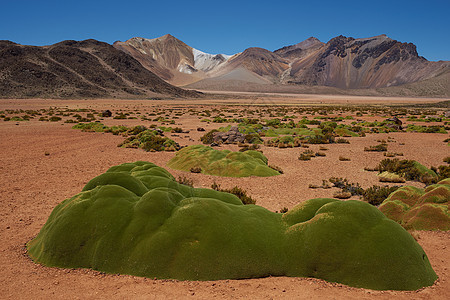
[
  {"x1": 379, "y1": 178, "x2": 450, "y2": 230},
  {"x1": 167, "y1": 145, "x2": 279, "y2": 177},
  {"x1": 28, "y1": 162, "x2": 437, "y2": 290},
  {"x1": 72, "y1": 122, "x2": 180, "y2": 152},
  {"x1": 377, "y1": 159, "x2": 437, "y2": 184}
]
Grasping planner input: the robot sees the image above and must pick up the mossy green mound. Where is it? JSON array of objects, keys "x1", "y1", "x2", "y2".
[
  {"x1": 379, "y1": 178, "x2": 450, "y2": 230},
  {"x1": 167, "y1": 145, "x2": 280, "y2": 177},
  {"x1": 378, "y1": 171, "x2": 406, "y2": 183},
  {"x1": 28, "y1": 162, "x2": 437, "y2": 290}
]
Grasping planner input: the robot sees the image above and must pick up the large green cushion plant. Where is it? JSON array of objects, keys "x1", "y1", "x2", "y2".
[
  {"x1": 167, "y1": 145, "x2": 280, "y2": 177},
  {"x1": 28, "y1": 161, "x2": 437, "y2": 290}
]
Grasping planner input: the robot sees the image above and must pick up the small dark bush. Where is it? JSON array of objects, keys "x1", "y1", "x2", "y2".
[
  {"x1": 269, "y1": 165, "x2": 284, "y2": 174},
  {"x1": 280, "y1": 207, "x2": 289, "y2": 213},
  {"x1": 363, "y1": 185, "x2": 400, "y2": 206},
  {"x1": 200, "y1": 130, "x2": 219, "y2": 144},
  {"x1": 171, "y1": 127, "x2": 183, "y2": 133},
  {"x1": 336, "y1": 138, "x2": 350, "y2": 144},
  {"x1": 177, "y1": 176, "x2": 193, "y2": 187},
  {"x1": 377, "y1": 159, "x2": 423, "y2": 181},
  {"x1": 437, "y1": 165, "x2": 450, "y2": 181},
  {"x1": 364, "y1": 143, "x2": 388, "y2": 152},
  {"x1": 113, "y1": 113, "x2": 127, "y2": 119},
  {"x1": 329, "y1": 177, "x2": 364, "y2": 196},
  {"x1": 211, "y1": 182, "x2": 256, "y2": 205},
  {"x1": 238, "y1": 144, "x2": 261, "y2": 152},
  {"x1": 244, "y1": 133, "x2": 263, "y2": 144},
  {"x1": 190, "y1": 167, "x2": 202, "y2": 173},
  {"x1": 299, "y1": 150, "x2": 314, "y2": 161}
]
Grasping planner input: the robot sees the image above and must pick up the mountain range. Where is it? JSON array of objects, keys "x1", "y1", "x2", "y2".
[
  {"x1": 1, "y1": 34, "x2": 449, "y2": 98},
  {"x1": 114, "y1": 34, "x2": 449, "y2": 92}
]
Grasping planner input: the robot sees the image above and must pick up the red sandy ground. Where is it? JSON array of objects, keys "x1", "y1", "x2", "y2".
[{"x1": 1, "y1": 97, "x2": 449, "y2": 299}]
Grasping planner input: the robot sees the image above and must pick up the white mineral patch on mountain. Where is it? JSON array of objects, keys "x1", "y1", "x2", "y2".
[{"x1": 193, "y1": 48, "x2": 232, "y2": 72}]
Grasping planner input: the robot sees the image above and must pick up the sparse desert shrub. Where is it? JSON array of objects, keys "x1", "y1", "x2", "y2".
[
  {"x1": 265, "y1": 135, "x2": 301, "y2": 148},
  {"x1": 436, "y1": 165, "x2": 450, "y2": 181},
  {"x1": 363, "y1": 185, "x2": 400, "y2": 206},
  {"x1": 307, "y1": 134, "x2": 334, "y2": 144},
  {"x1": 200, "y1": 129, "x2": 219, "y2": 144},
  {"x1": 299, "y1": 153, "x2": 311, "y2": 160},
  {"x1": 329, "y1": 177, "x2": 364, "y2": 196},
  {"x1": 49, "y1": 116, "x2": 62, "y2": 122},
  {"x1": 444, "y1": 157, "x2": 450, "y2": 164},
  {"x1": 339, "y1": 156, "x2": 350, "y2": 161},
  {"x1": 113, "y1": 113, "x2": 127, "y2": 119},
  {"x1": 244, "y1": 133, "x2": 263, "y2": 144},
  {"x1": 177, "y1": 176, "x2": 194, "y2": 187},
  {"x1": 336, "y1": 138, "x2": 350, "y2": 144},
  {"x1": 238, "y1": 144, "x2": 261, "y2": 152},
  {"x1": 211, "y1": 182, "x2": 256, "y2": 205},
  {"x1": 364, "y1": 143, "x2": 388, "y2": 152},
  {"x1": 190, "y1": 167, "x2": 202, "y2": 173},
  {"x1": 315, "y1": 151, "x2": 326, "y2": 157},
  {"x1": 226, "y1": 186, "x2": 256, "y2": 205},
  {"x1": 377, "y1": 158, "x2": 437, "y2": 183},
  {"x1": 280, "y1": 207, "x2": 289, "y2": 213},
  {"x1": 269, "y1": 165, "x2": 284, "y2": 174},
  {"x1": 299, "y1": 149, "x2": 315, "y2": 161}
]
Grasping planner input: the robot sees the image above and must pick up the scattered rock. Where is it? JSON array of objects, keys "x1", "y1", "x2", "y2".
[
  {"x1": 213, "y1": 126, "x2": 245, "y2": 144},
  {"x1": 102, "y1": 110, "x2": 112, "y2": 117}
]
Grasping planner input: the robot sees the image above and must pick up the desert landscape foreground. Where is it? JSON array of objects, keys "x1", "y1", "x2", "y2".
[{"x1": 1, "y1": 95, "x2": 449, "y2": 299}]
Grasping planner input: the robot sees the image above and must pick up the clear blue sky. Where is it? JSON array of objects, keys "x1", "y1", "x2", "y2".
[{"x1": 1, "y1": 0, "x2": 449, "y2": 61}]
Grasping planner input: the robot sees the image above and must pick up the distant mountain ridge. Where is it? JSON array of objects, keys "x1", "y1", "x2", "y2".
[
  {"x1": 1, "y1": 34, "x2": 448, "y2": 99},
  {"x1": 113, "y1": 34, "x2": 233, "y2": 86},
  {"x1": 115, "y1": 34, "x2": 449, "y2": 94},
  {"x1": 0, "y1": 39, "x2": 200, "y2": 98}
]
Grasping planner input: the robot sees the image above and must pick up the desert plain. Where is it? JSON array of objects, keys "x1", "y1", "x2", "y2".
[{"x1": 1, "y1": 94, "x2": 449, "y2": 299}]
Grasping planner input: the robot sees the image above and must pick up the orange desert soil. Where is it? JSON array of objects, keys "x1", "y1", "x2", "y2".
[{"x1": 1, "y1": 97, "x2": 449, "y2": 299}]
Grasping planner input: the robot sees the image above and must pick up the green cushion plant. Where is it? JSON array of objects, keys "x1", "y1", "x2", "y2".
[
  {"x1": 28, "y1": 161, "x2": 437, "y2": 291},
  {"x1": 379, "y1": 178, "x2": 450, "y2": 230},
  {"x1": 167, "y1": 145, "x2": 280, "y2": 177}
]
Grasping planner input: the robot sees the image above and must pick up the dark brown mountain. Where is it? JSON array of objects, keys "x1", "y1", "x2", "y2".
[{"x1": 0, "y1": 39, "x2": 200, "y2": 98}]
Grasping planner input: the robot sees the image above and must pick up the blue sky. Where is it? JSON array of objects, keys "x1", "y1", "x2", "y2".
[{"x1": 1, "y1": 0, "x2": 449, "y2": 61}]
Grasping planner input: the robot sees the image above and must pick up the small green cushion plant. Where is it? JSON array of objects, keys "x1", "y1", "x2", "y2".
[{"x1": 167, "y1": 145, "x2": 280, "y2": 177}]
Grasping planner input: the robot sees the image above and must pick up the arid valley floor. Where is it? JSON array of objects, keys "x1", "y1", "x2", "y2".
[{"x1": 1, "y1": 94, "x2": 449, "y2": 299}]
